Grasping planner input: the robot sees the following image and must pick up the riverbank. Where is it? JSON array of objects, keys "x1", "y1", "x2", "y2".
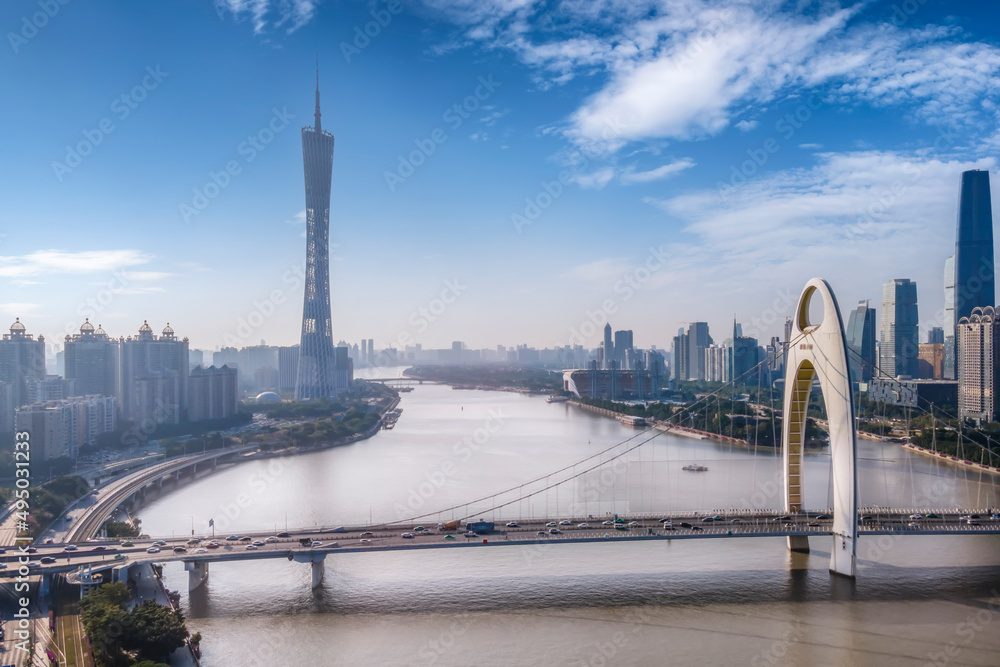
[
  {"x1": 567, "y1": 399, "x2": 751, "y2": 446},
  {"x1": 903, "y1": 442, "x2": 1000, "y2": 477}
]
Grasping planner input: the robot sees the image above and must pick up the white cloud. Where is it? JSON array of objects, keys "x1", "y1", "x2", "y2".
[
  {"x1": 0, "y1": 250, "x2": 153, "y2": 279},
  {"x1": 799, "y1": 143, "x2": 823, "y2": 149},
  {"x1": 215, "y1": 0, "x2": 318, "y2": 34},
  {"x1": 735, "y1": 120, "x2": 758, "y2": 132},
  {"x1": 0, "y1": 303, "x2": 40, "y2": 317},
  {"x1": 620, "y1": 158, "x2": 695, "y2": 184},
  {"x1": 571, "y1": 167, "x2": 615, "y2": 189}
]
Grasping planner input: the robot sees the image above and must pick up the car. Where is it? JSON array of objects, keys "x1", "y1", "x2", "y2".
[
  {"x1": 252, "y1": 540, "x2": 265, "y2": 547},
  {"x1": 679, "y1": 522, "x2": 693, "y2": 528},
  {"x1": 907, "y1": 522, "x2": 920, "y2": 529},
  {"x1": 463, "y1": 531, "x2": 478, "y2": 538},
  {"x1": 0, "y1": 563, "x2": 7, "y2": 570},
  {"x1": 628, "y1": 521, "x2": 640, "y2": 526},
  {"x1": 239, "y1": 536, "x2": 252, "y2": 542},
  {"x1": 40, "y1": 556, "x2": 56, "y2": 564},
  {"x1": 614, "y1": 524, "x2": 629, "y2": 530},
  {"x1": 360, "y1": 539, "x2": 373, "y2": 544},
  {"x1": 114, "y1": 553, "x2": 127, "y2": 561},
  {"x1": 559, "y1": 520, "x2": 572, "y2": 526},
  {"x1": 730, "y1": 519, "x2": 744, "y2": 525},
  {"x1": 121, "y1": 541, "x2": 134, "y2": 547},
  {"x1": 614, "y1": 519, "x2": 625, "y2": 524},
  {"x1": 360, "y1": 531, "x2": 375, "y2": 538},
  {"x1": 146, "y1": 547, "x2": 161, "y2": 554},
  {"x1": 414, "y1": 526, "x2": 426, "y2": 532},
  {"x1": 536, "y1": 531, "x2": 547, "y2": 536},
  {"x1": 808, "y1": 522, "x2": 821, "y2": 527},
  {"x1": 276, "y1": 532, "x2": 290, "y2": 538},
  {"x1": 662, "y1": 525, "x2": 676, "y2": 531},
  {"x1": 311, "y1": 541, "x2": 324, "y2": 547},
  {"x1": 909, "y1": 514, "x2": 922, "y2": 520},
  {"x1": 775, "y1": 515, "x2": 792, "y2": 522},
  {"x1": 226, "y1": 535, "x2": 240, "y2": 541},
  {"x1": 701, "y1": 517, "x2": 716, "y2": 523},
  {"x1": 245, "y1": 544, "x2": 258, "y2": 550},
  {"x1": 815, "y1": 515, "x2": 831, "y2": 520},
  {"x1": 546, "y1": 522, "x2": 557, "y2": 527},
  {"x1": 153, "y1": 540, "x2": 167, "y2": 546},
  {"x1": 506, "y1": 521, "x2": 519, "y2": 528},
  {"x1": 925, "y1": 513, "x2": 940, "y2": 519},
  {"x1": 173, "y1": 546, "x2": 187, "y2": 553},
  {"x1": 91, "y1": 546, "x2": 107, "y2": 552},
  {"x1": 27, "y1": 561, "x2": 42, "y2": 569},
  {"x1": 712, "y1": 516, "x2": 723, "y2": 522},
  {"x1": 185, "y1": 539, "x2": 200, "y2": 546},
  {"x1": 691, "y1": 526, "x2": 704, "y2": 531},
  {"x1": 194, "y1": 548, "x2": 208, "y2": 553},
  {"x1": 205, "y1": 542, "x2": 220, "y2": 549},
  {"x1": 25, "y1": 547, "x2": 37, "y2": 553},
  {"x1": 401, "y1": 533, "x2": 415, "y2": 539},
  {"x1": 549, "y1": 528, "x2": 562, "y2": 534},
  {"x1": 443, "y1": 535, "x2": 454, "y2": 540},
  {"x1": 992, "y1": 514, "x2": 1000, "y2": 521},
  {"x1": 661, "y1": 521, "x2": 673, "y2": 528},
  {"x1": 602, "y1": 520, "x2": 614, "y2": 526},
  {"x1": 265, "y1": 536, "x2": 278, "y2": 543},
  {"x1": 967, "y1": 519, "x2": 981, "y2": 525},
  {"x1": 64, "y1": 544, "x2": 78, "y2": 551},
  {"x1": 43, "y1": 538, "x2": 54, "y2": 545},
  {"x1": 577, "y1": 523, "x2": 590, "y2": 528}
]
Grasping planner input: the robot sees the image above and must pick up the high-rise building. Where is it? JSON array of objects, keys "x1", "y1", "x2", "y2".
[
  {"x1": 944, "y1": 255, "x2": 957, "y2": 379},
  {"x1": 26, "y1": 375, "x2": 73, "y2": 403},
  {"x1": 278, "y1": 345, "x2": 299, "y2": 393},
  {"x1": 64, "y1": 320, "x2": 118, "y2": 399},
  {"x1": 918, "y1": 343, "x2": 944, "y2": 379},
  {"x1": 360, "y1": 339, "x2": 368, "y2": 365},
  {"x1": 603, "y1": 324, "x2": 613, "y2": 370},
  {"x1": 725, "y1": 320, "x2": 761, "y2": 385},
  {"x1": 367, "y1": 339, "x2": 375, "y2": 366},
  {"x1": 880, "y1": 280, "x2": 919, "y2": 379},
  {"x1": 927, "y1": 327, "x2": 944, "y2": 345},
  {"x1": 705, "y1": 344, "x2": 726, "y2": 382},
  {"x1": 613, "y1": 329, "x2": 634, "y2": 368},
  {"x1": 296, "y1": 70, "x2": 342, "y2": 400},
  {"x1": 188, "y1": 365, "x2": 238, "y2": 422},
  {"x1": 686, "y1": 322, "x2": 712, "y2": 380},
  {"x1": 954, "y1": 170, "x2": 995, "y2": 321},
  {"x1": 0, "y1": 319, "x2": 45, "y2": 410},
  {"x1": 119, "y1": 322, "x2": 189, "y2": 424},
  {"x1": 957, "y1": 306, "x2": 1000, "y2": 422},
  {"x1": 846, "y1": 300, "x2": 877, "y2": 384},
  {"x1": 15, "y1": 394, "x2": 115, "y2": 460}
]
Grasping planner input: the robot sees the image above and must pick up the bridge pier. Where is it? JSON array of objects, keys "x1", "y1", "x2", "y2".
[
  {"x1": 292, "y1": 552, "x2": 327, "y2": 589},
  {"x1": 185, "y1": 560, "x2": 209, "y2": 591},
  {"x1": 787, "y1": 535, "x2": 810, "y2": 554}
]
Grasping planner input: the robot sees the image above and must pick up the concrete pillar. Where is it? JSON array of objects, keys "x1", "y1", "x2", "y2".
[
  {"x1": 185, "y1": 560, "x2": 209, "y2": 591},
  {"x1": 311, "y1": 559, "x2": 325, "y2": 589},
  {"x1": 787, "y1": 535, "x2": 810, "y2": 553},
  {"x1": 40, "y1": 573, "x2": 51, "y2": 598}
]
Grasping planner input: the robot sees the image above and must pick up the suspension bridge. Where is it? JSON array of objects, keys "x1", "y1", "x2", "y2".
[{"x1": 12, "y1": 279, "x2": 1000, "y2": 594}]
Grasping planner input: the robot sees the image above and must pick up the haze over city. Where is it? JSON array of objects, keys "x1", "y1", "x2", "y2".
[{"x1": 4, "y1": 0, "x2": 1000, "y2": 353}]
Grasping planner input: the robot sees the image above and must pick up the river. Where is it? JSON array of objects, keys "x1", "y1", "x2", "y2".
[{"x1": 137, "y1": 371, "x2": 1000, "y2": 666}]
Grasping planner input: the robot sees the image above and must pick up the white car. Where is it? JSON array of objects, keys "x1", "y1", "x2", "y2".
[
  {"x1": 559, "y1": 520, "x2": 572, "y2": 526},
  {"x1": 264, "y1": 536, "x2": 278, "y2": 543},
  {"x1": 909, "y1": 514, "x2": 922, "y2": 520},
  {"x1": 545, "y1": 522, "x2": 557, "y2": 527},
  {"x1": 64, "y1": 544, "x2": 78, "y2": 551},
  {"x1": 506, "y1": 521, "x2": 519, "y2": 528},
  {"x1": 577, "y1": 523, "x2": 590, "y2": 528},
  {"x1": 146, "y1": 547, "x2": 160, "y2": 554},
  {"x1": 400, "y1": 533, "x2": 415, "y2": 539},
  {"x1": 359, "y1": 539, "x2": 372, "y2": 544},
  {"x1": 548, "y1": 528, "x2": 562, "y2": 535},
  {"x1": 311, "y1": 541, "x2": 324, "y2": 547},
  {"x1": 194, "y1": 548, "x2": 208, "y2": 553},
  {"x1": 602, "y1": 520, "x2": 614, "y2": 526},
  {"x1": 245, "y1": 544, "x2": 258, "y2": 550}
]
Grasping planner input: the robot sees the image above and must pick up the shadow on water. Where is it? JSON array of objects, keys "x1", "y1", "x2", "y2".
[{"x1": 182, "y1": 563, "x2": 1000, "y2": 619}]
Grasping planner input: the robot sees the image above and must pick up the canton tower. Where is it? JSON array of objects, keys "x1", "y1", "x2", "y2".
[{"x1": 295, "y1": 67, "x2": 338, "y2": 400}]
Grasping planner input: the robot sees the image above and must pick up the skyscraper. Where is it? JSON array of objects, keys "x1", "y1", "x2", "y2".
[
  {"x1": 0, "y1": 319, "x2": 45, "y2": 409},
  {"x1": 944, "y1": 255, "x2": 956, "y2": 379},
  {"x1": 845, "y1": 300, "x2": 877, "y2": 384},
  {"x1": 119, "y1": 322, "x2": 189, "y2": 425},
  {"x1": 880, "y1": 280, "x2": 919, "y2": 379},
  {"x1": 957, "y1": 306, "x2": 1000, "y2": 422},
  {"x1": 686, "y1": 322, "x2": 712, "y2": 380},
  {"x1": 296, "y1": 69, "x2": 340, "y2": 400},
  {"x1": 954, "y1": 170, "x2": 995, "y2": 321},
  {"x1": 65, "y1": 319, "x2": 119, "y2": 399},
  {"x1": 603, "y1": 323, "x2": 613, "y2": 370},
  {"x1": 613, "y1": 329, "x2": 633, "y2": 368}
]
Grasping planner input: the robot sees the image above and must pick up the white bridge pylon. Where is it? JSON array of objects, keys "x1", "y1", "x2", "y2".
[{"x1": 782, "y1": 278, "x2": 859, "y2": 578}]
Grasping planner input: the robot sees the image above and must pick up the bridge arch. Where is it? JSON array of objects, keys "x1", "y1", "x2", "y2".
[{"x1": 782, "y1": 278, "x2": 858, "y2": 578}]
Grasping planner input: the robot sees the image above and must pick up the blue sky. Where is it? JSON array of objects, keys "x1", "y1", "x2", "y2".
[{"x1": 3, "y1": 0, "x2": 1000, "y2": 358}]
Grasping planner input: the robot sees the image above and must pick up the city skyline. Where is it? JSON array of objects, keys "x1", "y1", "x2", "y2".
[{"x1": 4, "y1": 1, "x2": 1000, "y2": 354}]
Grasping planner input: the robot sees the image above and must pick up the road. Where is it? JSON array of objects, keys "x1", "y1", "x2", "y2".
[{"x1": 1, "y1": 509, "x2": 997, "y2": 581}]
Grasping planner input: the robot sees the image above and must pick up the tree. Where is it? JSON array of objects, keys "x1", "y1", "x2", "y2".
[{"x1": 121, "y1": 600, "x2": 188, "y2": 662}]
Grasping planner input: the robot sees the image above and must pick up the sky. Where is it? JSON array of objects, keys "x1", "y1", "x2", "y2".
[{"x1": 3, "y1": 0, "x2": 1000, "y2": 359}]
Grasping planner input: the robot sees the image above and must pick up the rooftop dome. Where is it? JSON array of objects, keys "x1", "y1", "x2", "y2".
[
  {"x1": 9, "y1": 318, "x2": 25, "y2": 333},
  {"x1": 80, "y1": 318, "x2": 95, "y2": 333},
  {"x1": 138, "y1": 320, "x2": 153, "y2": 333},
  {"x1": 255, "y1": 391, "x2": 281, "y2": 403},
  {"x1": 162, "y1": 323, "x2": 174, "y2": 335},
  {"x1": 95, "y1": 324, "x2": 107, "y2": 335}
]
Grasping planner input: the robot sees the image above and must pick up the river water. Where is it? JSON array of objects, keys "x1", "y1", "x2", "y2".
[{"x1": 137, "y1": 371, "x2": 1000, "y2": 666}]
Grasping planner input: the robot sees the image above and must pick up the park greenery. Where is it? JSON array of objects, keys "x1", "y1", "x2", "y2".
[
  {"x1": 23, "y1": 475, "x2": 90, "y2": 535},
  {"x1": 80, "y1": 582, "x2": 188, "y2": 666}
]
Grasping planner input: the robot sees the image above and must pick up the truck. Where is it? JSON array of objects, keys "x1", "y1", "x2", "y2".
[{"x1": 436, "y1": 520, "x2": 461, "y2": 532}]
